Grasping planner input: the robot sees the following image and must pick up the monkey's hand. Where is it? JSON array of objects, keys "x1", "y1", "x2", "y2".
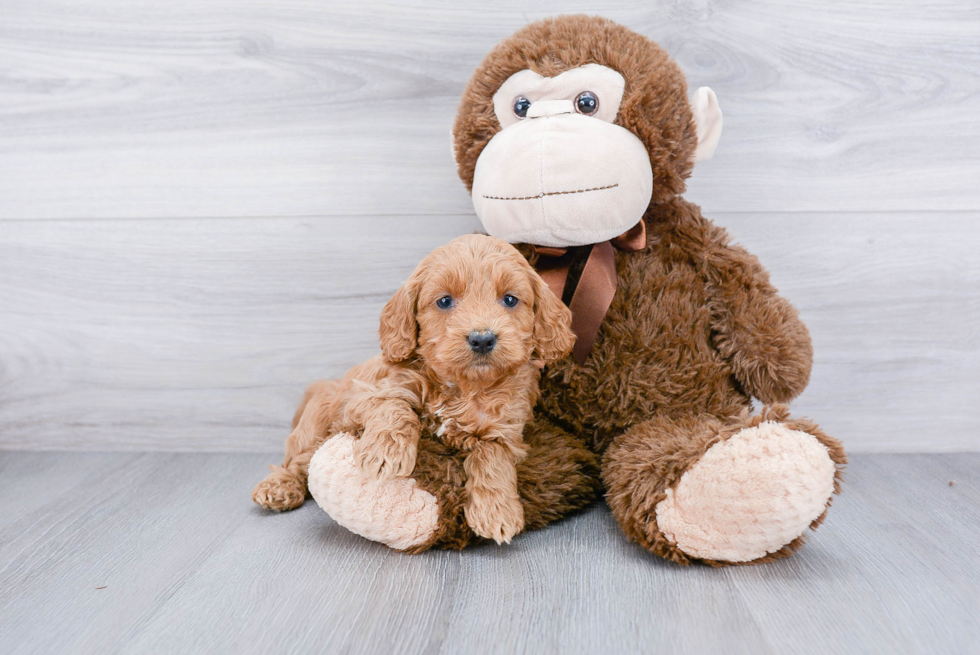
[{"x1": 704, "y1": 236, "x2": 813, "y2": 403}]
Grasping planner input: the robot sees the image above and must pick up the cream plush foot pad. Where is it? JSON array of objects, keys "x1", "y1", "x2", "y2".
[
  {"x1": 655, "y1": 422, "x2": 837, "y2": 563},
  {"x1": 308, "y1": 433, "x2": 439, "y2": 551}
]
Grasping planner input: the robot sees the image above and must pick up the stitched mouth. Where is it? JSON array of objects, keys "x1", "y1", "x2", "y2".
[{"x1": 482, "y1": 183, "x2": 618, "y2": 201}]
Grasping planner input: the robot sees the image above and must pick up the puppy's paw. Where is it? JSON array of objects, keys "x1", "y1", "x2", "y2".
[
  {"x1": 465, "y1": 489, "x2": 525, "y2": 544},
  {"x1": 252, "y1": 466, "x2": 306, "y2": 511},
  {"x1": 353, "y1": 426, "x2": 418, "y2": 482}
]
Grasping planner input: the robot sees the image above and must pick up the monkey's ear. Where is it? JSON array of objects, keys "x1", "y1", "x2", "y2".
[
  {"x1": 379, "y1": 278, "x2": 419, "y2": 364},
  {"x1": 692, "y1": 87, "x2": 723, "y2": 163},
  {"x1": 449, "y1": 126, "x2": 458, "y2": 166}
]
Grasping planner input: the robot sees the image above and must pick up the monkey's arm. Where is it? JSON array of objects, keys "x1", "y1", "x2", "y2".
[{"x1": 701, "y1": 235, "x2": 813, "y2": 404}]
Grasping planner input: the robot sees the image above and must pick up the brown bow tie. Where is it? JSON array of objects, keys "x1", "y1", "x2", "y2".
[{"x1": 534, "y1": 221, "x2": 647, "y2": 364}]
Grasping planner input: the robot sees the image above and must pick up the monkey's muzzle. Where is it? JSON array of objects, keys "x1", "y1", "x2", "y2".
[{"x1": 471, "y1": 112, "x2": 653, "y2": 248}]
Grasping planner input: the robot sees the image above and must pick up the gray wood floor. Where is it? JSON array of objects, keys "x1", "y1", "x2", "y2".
[{"x1": 1, "y1": 452, "x2": 977, "y2": 654}]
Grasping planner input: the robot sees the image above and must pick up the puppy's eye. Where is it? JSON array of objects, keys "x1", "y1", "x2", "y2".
[
  {"x1": 502, "y1": 294, "x2": 519, "y2": 308},
  {"x1": 513, "y1": 96, "x2": 531, "y2": 119},
  {"x1": 574, "y1": 91, "x2": 599, "y2": 116},
  {"x1": 436, "y1": 295, "x2": 454, "y2": 310}
]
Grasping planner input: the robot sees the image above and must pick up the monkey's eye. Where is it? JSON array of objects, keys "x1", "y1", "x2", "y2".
[
  {"x1": 574, "y1": 91, "x2": 599, "y2": 116},
  {"x1": 436, "y1": 295, "x2": 454, "y2": 310},
  {"x1": 502, "y1": 294, "x2": 519, "y2": 308},
  {"x1": 513, "y1": 96, "x2": 531, "y2": 119}
]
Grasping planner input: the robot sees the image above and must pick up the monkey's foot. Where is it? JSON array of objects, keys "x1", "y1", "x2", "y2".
[
  {"x1": 308, "y1": 433, "x2": 440, "y2": 551},
  {"x1": 655, "y1": 421, "x2": 838, "y2": 564}
]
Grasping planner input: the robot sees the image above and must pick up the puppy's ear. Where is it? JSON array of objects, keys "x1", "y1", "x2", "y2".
[
  {"x1": 379, "y1": 277, "x2": 419, "y2": 363},
  {"x1": 531, "y1": 270, "x2": 575, "y2": 363}
]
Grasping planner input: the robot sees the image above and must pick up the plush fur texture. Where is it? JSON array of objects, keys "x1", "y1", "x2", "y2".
[
  {"x1": 253, "y1": 234, "x2": 579, "y2": 544},
  {"x1": 654, "y1": 419, "x2": 839, "y2": 563},
  {"x1": 450, "y1": 16, "x2": 845, "y2": 564},
  {"x1": 603, "y1": 405, "x2": 846, "y2": 566},
  {"x1": 452, "y1": 16, "x2": 698, "y2": 206},
  {"x1": 306, "y1": 427, "x2": 601, "y2": 552},
  {"x1": 524, "y1": 197, "x2": 817, "y2": 453},
  {"x1": 260, "y1": 16, "x2": 847, "y2": 565},
  {"x1": 308, "y1": 433, "x2": 441, "y2": 551},
  {"x1": 361, "y1": 415, "x2": 601, "y2": 553}
]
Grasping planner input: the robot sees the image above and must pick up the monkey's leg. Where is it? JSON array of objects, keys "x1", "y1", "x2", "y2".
[
  {"x1": 602, "y1": 406, "x2": 846, "y2": 565},
  {"x1": 306, "y1": 415, "x2": 600, "y2": 552},
  {"x1": 252, "y1": 380, "x2": 345, "y2": 511}
]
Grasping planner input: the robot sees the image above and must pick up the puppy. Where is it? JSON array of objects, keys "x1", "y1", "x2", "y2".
[{"x1": 252, "y1": 234, "x2": 575, "y2": 544}]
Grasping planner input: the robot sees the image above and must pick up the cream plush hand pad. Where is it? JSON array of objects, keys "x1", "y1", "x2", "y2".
[
  {"x1": 655, "y1": 422, "x2": 836, "y2": 563},
  {"x1": 308, "y1": 434, "x2": 439, "y2": 551}
]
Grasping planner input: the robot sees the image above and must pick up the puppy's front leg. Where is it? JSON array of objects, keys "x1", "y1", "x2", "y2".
[
  {"x1": 349, "y1": 398, "x2": 420, "y2": 481},
  {"x1": 464, "y1": 439, "x2": 525, "y2": 544}
]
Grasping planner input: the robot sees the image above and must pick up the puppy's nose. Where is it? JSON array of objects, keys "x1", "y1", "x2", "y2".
[{"x1": 467, "y1": 330, "x2": 497, "y2": 354}]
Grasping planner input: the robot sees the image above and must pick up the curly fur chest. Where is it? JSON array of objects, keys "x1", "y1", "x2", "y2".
[{"x1": 420, "y1": 390, "x2": 532, "y2": 451}]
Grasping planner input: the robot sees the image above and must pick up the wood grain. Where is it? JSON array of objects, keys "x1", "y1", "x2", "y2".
[
  {"x1": 723, "y1": 212, "x2": 980, "y2": 452},
  {"x1": 0, "y1": 0, "x2": 977, "y2": 219},
  {"x1": 1, "y1": 212, "x2": 977, "y2": 452},
  {"x1": 728, "y1": 454, "x2": 980, "y2": 654},
  {"x1": 2, "y1": 1, "x2": 979, "y2": 452},
  {"x1": 0, "y1": 214, "x2": 479, "y2": 450},
  {"x1": 0, "y1": 452, "x2": 976, "y2": 654}
]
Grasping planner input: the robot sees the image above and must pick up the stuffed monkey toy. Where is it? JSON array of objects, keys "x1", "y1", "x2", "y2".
[{"x1": 289, "y1": 15, "x2": 846, "y2": 565}]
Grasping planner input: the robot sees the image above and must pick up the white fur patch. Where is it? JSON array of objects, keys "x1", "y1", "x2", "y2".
[
  {"x1": 655, "y1": 422, "x2": 836, "y2": 563},
  {"x1": 307, "y1": 434, "x2": 439, "y2": 551}
]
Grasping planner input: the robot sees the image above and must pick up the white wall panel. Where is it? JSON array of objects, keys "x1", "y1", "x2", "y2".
[{"x1": 1, "y1": 1, "x2": 978, "y2": 450}]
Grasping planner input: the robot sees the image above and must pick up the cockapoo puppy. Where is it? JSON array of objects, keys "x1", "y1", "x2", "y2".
[{"x1": 253, "y1": 234, "x2": 575, "y2": 543}]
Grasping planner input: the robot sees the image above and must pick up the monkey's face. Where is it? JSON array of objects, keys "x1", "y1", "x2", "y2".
[
  {"x1": 471, "y1": 64, "x2": 654, "y2": 248},
  {"x1": 455, "y1": 17, "x2": 724, "y2": 250}
]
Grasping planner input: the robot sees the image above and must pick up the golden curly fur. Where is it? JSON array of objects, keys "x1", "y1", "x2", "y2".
[{"x1": 252, "y1": 234, "x2": 574, "y2": 544}]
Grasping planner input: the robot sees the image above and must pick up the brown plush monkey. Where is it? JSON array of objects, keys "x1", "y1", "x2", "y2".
[{"x1": 301, "y1": 15, "x2": 846, "y2": 565}]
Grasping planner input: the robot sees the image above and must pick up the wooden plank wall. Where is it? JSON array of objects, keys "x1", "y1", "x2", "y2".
[{"x1": 1, "y1": 1, "x2": 978, "y2": 452}]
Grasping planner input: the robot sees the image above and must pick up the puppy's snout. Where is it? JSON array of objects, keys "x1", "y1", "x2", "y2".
[{"x1": 467, "y1": 330, "x2": 497, "y2": 354}]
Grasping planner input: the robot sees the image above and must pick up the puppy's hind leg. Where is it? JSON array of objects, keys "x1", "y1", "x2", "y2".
[{"x1": 253, "y1": 380, "x2": 345, "y2": 511}]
